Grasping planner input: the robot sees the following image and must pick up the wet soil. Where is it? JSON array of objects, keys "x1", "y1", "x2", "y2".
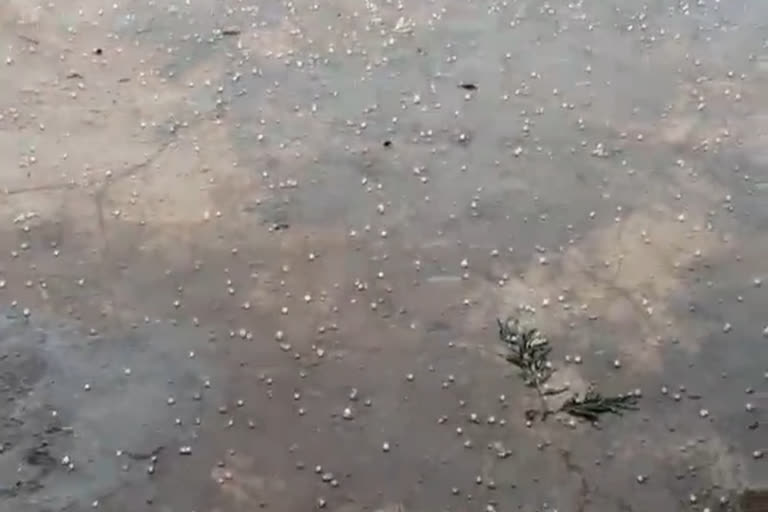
[{"x1": 1, "y1": 0, "x2": 767, "y2": 511}]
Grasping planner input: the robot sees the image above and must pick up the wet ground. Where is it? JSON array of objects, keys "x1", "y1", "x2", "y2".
[{"x1": 1, "y1": 0, "x2": 768, "y2": 510}]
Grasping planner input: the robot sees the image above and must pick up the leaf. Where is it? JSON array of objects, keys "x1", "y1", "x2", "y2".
[
  {"x1": 560, "y1": 390, "x2": 639, "y2": 422},
  {"x1": 497, "y1": 317, "x2": 552, "y2": 387}
]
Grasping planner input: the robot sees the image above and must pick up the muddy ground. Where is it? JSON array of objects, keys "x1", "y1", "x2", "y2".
[{"x1": 1, "y1": 0, "x2": 767, "y2": 511}]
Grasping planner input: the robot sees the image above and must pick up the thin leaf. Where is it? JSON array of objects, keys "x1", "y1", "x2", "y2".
[{"x1": 560, "y1": 390, "x2": 639, "y2": 422}]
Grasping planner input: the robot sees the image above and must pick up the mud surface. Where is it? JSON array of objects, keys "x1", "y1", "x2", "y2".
[{"x1": 1, "y1": 0, "x2": 767, "y2": 511}]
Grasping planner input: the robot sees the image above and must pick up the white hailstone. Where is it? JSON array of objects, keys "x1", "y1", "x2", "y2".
[
  {"x1": 460, "y1": 258, "x2": 469, "y2": 269},
  {"x1": 342, "y1": 407, "x2": 354, "y2": 420},
  {"x1": 613, "y1": 359, "x2": 622, "y2": 369},
  {"x1": 699, "y1": 408, "x2": 709, "y2": 418},
  {"x1": 636, "y1": 474, "x2": 647, "y2": 484},
  {"x1": 746, "y1": 402, "x2": 755, "y2": 412},
  {"x1": 382, "y1": 442, "x2": 390, "y2": 452}
]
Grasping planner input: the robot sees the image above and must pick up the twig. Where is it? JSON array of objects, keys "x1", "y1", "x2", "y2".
[
  {"x1": 497, "y1": 317, "x2": 554, "y2": 418},
  {"x1": 497, "y1": 316, "x2": 639, "y2": 423}
]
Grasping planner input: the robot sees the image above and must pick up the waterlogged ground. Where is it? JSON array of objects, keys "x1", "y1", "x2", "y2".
[{"x1": 1, "y1": 0, "x2": 768, "y2": 511}]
